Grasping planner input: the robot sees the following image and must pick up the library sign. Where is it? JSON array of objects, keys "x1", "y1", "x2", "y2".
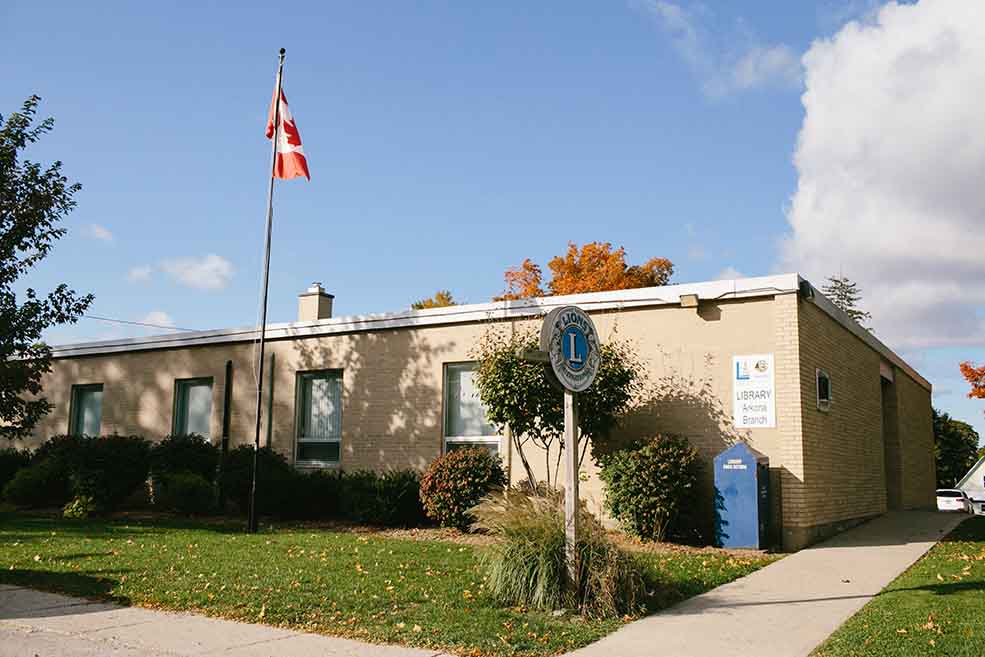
[{"x1": 732, "y1": 354, "x2": 776, "y2": 428}]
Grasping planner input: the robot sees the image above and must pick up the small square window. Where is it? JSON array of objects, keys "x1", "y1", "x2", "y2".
[
  {"x1": 174, "y1": 378, "x2": 214, "y2": 437},
  {"x1": 69, "y1": 384, "x2": 103, "y2": 436},
  {"x1": 816, "y1": 369, "x2": 832, "y2": 412}
]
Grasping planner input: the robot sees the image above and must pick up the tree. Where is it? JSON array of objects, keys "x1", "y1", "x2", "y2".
[
  {"x1": 471, "y1": 328, "x2": 646, "y2": 490},
  {"x1": 960, "y1": 361, "x2": 985, "y2": 405},
  {"x1": 933, "y1": 408, "x2": 980, "y2": 488},
  {"x1": 494, "y1": 242, "x2": 673, "y2": 300},
  {"x1": 411, "y1": 290, "x2": 456, "y2": 310},
  {"x1": 0, "y1": 96, "x2": 93, "y2": 439},
  {"x1": 822, "y1": 275, "x2": 872, "y2": 329}
]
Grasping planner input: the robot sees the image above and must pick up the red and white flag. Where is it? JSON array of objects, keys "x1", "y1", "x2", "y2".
[{"x1": 266, "y1": 88, "x2": 310, "y2": 180}]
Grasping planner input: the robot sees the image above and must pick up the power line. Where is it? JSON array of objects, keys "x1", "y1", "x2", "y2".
[{"x1": 82, "y1": 314, "x2": 197, "y2": 332}]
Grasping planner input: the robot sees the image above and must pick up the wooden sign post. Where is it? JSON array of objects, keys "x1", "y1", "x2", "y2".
[{"x1": 524, "y1": 305, "x2": 600, "y2": 588}]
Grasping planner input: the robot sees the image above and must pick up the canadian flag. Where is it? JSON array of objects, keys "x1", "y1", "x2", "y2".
[{"x1": 265, "y1": 88, "x2": 310, "y2": 180}]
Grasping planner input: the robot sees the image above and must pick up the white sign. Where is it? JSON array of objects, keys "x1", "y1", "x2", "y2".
[
  {"x1": 541, "y1": 306, "x2": 600, "y2": 393},
  {"x1": 732, "y1": 354, "x2": 775, "y2": 428}
]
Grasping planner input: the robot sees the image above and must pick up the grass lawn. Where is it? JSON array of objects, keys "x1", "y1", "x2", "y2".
[
  {"x1": 814, "y1": 516, "x2": 985, "y2": 657},
  {"x1": 0, "y1": 513, "x2": 774, "y2": 657}
]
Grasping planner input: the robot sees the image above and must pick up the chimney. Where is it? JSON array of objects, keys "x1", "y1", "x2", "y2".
[{"x1": 297, "y1": 282, "x2": 334, "y2": 322}]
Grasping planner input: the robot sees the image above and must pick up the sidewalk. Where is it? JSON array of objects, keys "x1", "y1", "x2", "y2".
[
  {"x1": 566, "y1": 511, "x2": 966, "y2": 657},
  {"x1": 0, "y1": 586, "x2": 443, "y2": 657},
  {"x1": 0, "y1": 511, "x2": 963, "y2": 657}
]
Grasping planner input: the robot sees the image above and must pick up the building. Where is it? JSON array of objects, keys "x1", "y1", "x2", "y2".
[{"x1": 23, "y1": 274, "x2": 936, "y2": 550}]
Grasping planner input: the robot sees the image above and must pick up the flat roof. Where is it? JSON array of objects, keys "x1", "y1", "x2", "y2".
[{"x1": 47, "y1": 272, "x2": 929, "y2": 390}]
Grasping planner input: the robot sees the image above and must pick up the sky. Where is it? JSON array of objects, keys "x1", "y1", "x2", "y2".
[{"x1": 2, "y1": 0, "x2": 982, "y2": 440}]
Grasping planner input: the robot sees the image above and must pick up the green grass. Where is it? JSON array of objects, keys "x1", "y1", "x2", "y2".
[
  {"x1": 814, "y1": 516, "x2": 985, "y2": 657},
  {"x1": 0, "y1": 514, "x2": 773, "y2": 656}
]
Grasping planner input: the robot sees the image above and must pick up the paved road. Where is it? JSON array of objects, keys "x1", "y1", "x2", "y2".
[
  {"x1": 0, "y1": 511, "x2": 964, "y2": 657},
  {"x1": 566, "y1": 511, "x2": 966, "y2": 657}
]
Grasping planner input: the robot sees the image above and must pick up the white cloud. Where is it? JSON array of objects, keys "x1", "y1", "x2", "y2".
[
  {"x1": 715, "y1": 266, "x2": 745, "y2": 280},
  {"x1": 782, "y1": 0, "x2": 985, "y2": 350},
  {"x1": 127, "y1": 265, "x2": 153, "y2": 283},
  {"x1": 638, "y1": 1, "x2": 802, "y2": 98},
  {"x1": 85, "y1": 223, "x2": 114, "y2": 242},
  {"x1": 139, "y1": 311, "x2": 175, "y2": 329},
  {"x1": 687, "y1": 245, "x2": 708, "y2": 261},
  {"x1": 161, "y1": 254, "x2": 234, "y2": 291}
]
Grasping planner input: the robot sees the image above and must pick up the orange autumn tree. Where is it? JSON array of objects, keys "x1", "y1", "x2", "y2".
[
  {"x1": 494, "y1": 242, "x2": 673, "y2": 300},
  {"x1": 961, "y1": 361, "x2": 985, "y2": 405},
  {"x1": 412, "y1": 290, "x2": 457, "y2": 310}
]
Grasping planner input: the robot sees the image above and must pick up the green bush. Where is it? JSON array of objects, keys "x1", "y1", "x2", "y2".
[
  {"x1": 420, "y1": 448, "x2": 506, "y2": 530},
  {"x1": 472, "y1": 490, "x2": 645, "y2": 619},
  {"x1": 284, "y1": 469, "x2": 341, "y2": 520},
  {"x1": 337, "y1": 469, "x2": 427, "y2": 527},
  {"x1": 3, "y1": 459, "x2": 72, "y2": 508},
  {"x1": 156, "y1": 472, "x2": 214, "y2": 515},
  {"x1": 598, "y1": 434, "x2": 699, "y2": 542},
  {"x1": 220, "y1": 446, "x2": 296, "y2": 515},
  {"x1": 19, "y1": 435, "x2": 151, "y2": 511},
  {"x1": 151, "y1": 434, "x2": 218, "y2": 482},
  {"x1": 70, "y1": 435, "x2": 152, "y2": 509},
  {"x1": 63, "y1": 495, "x2": 96, "y2": 519},
  {"x1": 0, "y1": 448, "x2": 31, "y2": 499}
]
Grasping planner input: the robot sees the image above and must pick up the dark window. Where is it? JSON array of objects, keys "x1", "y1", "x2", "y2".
[{"x1": 816, "y1": 369, "x2": 832, "y2": 411}]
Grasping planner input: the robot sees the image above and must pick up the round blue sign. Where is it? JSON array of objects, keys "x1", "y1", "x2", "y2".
[{"x1": 540, "y1": 305, "x2": 600, "y2": 392}]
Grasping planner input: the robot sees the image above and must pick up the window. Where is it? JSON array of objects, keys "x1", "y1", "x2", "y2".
[
  {"x1": 444, "y1": 363, "x2": 499, "y2": 454},
  {"x1": 296, "y1": 371, "x2": 342, "y2": 464},
  {"x1": 69, "y1": 384, "x2": 103, "y2": 436},
  {"x1": 173, "y1": 378, "x2": 214, "y2": 437},
  {"x1": 816, "y1": 369, "x2": 832, "y2": 412}
]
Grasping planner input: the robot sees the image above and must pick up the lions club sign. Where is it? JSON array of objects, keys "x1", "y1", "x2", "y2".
[{"x1": 540, "y1": 306, "x2": 600, "y2": 393}]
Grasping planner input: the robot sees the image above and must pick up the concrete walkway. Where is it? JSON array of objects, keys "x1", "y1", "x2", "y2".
[
  {"x1": 0, "y1": 511, "x2": 964, "y2": 657},
  {"x1": 567, "y1": 511, "x2": 966, "y2": 657},
  {"x1": 0, "y1": 586, "x2": 442, "y2": 657}
]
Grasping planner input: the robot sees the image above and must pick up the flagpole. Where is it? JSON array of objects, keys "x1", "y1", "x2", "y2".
[{"x1": 248, "y1": 47, "x2": 285, "y2": 534}]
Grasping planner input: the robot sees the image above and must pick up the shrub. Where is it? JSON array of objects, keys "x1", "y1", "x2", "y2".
[
  {"x1": 70, "y1": 435, "x2": 152, "y2": 509},
  {"x1": 3, "y1": 459, "x2": 72, "y2": 508},
  {"x1": 220, "y1": 445, "x2": 296, "y2": 515},
  {"x1": 338, "y1": 469, "x2": 428, "y2": 527},
  {"x1": 284, "y1": 469, "x2": 341, "y2": 520},
  {"x1": 473, "y1": 490, "x2": 645, "y2": 619},
  {"x1": 598, "y1": 434, "x2": 699, "y2": 542},
  {"x1": 156, "y1": 472, "x2": 214, "y2": 515},
  {"x1": 0, "y1": 448, "x2": 31, "y2": 499},
  {"x1": 420, "y1": 448, "x2": 506, "y2": 530},
  {"x1": 151, "y1": 434, "x2": 219, "y2": 482},
  {"x1": 63, "y1": 495, "x2": 96, "y2": 519}
]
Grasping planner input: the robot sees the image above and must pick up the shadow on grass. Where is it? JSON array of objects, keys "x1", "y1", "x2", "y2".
[{"x1": 0, "y1": 569, "x2": 132, "y2": 619}]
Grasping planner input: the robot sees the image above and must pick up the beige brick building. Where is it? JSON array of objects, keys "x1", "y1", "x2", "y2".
[{"x1": 25, "y1": 274, "x2": 935, "y2": 550}]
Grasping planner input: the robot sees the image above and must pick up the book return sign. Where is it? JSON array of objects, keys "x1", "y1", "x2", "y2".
[{"x1": 732, "y1": 354, "x2": 776, "y2": 428}]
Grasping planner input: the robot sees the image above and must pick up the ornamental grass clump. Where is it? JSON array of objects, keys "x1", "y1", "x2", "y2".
[{"x1": 472, "y1": 490, "x2": 645, "y2": 619}]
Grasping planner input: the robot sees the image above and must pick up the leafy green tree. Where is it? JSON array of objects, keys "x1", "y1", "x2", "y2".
[
  {"x1": 472, "y1": 328, "x2": 645, "y2": 490},
  {"x1": 411, "y1": 290, "x2": 456, "y2": 309},
  {"x1": 822, "y1": 274, "x2": 872, "y2": 329},
  {"x1": 0, "y1": 96, "x2": 93, "y2": 439},
  {"x1": 933, "y1": 408, "x2": 980, "y2": 488}
]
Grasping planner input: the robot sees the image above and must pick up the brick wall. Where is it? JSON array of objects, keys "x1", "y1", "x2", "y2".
[
  {"x1": 796, "y1": 300, "x2": 887, "y2": 537},
  {"x1": 895, "y1": 369, "x2": 937, "y2": 509}
]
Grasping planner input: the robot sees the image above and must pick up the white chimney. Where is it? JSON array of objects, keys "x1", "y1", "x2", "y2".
[{"x1": 297, "y1": 282, "x2": 334, "y2": 321}]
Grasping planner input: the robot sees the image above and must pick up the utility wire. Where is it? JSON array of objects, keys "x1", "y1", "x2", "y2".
[{"x1": 82, "y1": 314, "x2": 197, "y2": 332}]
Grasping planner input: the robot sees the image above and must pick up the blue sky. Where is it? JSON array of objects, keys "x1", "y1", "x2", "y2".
[{"x1": 2, "y1": 0, "x2": 983, "y2": 439}]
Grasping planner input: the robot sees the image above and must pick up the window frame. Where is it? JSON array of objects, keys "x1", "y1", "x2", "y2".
[
  {"x1": 442, "y1": 361, "x2": 500, "y2": 455},
  {"x1": 172, "y1": 377, "x2": 215, "y2": 437},
  {"x1": 816, "y1": 368, "x2": 832, "y2": 412},
  {"x1": 294, "y1": 369, "x2": 344, "y2": 467},
  {"x1": 68, "y1": 383, "x2": 104, "y2": 436}
]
